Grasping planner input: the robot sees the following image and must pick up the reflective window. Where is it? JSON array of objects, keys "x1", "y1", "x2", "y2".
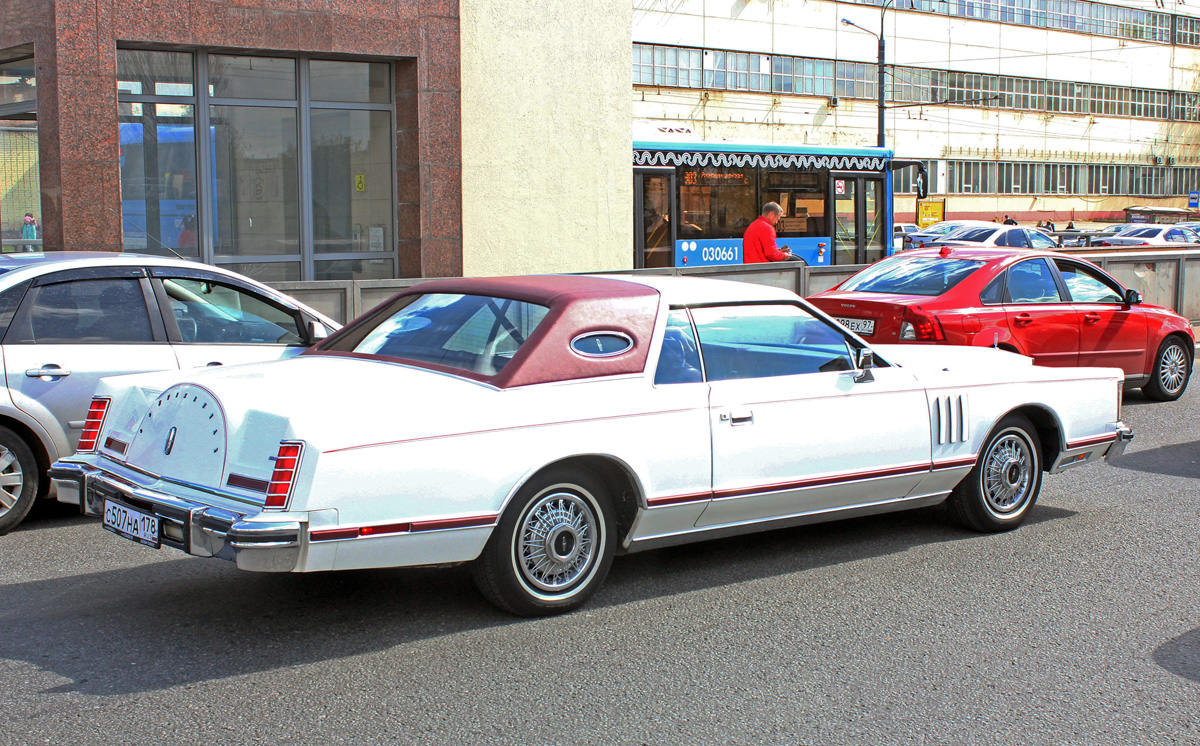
[
  {"x1": 1006, "y1": 259, "x2": 1062, "y2": 303},
  {"x1": 209, "y1": 55, "x2": 296, "y2": 100},
  {"x1": 0, "y1": 56, "x2": 37, "y2": 106},
  {"x1": 310, "y1": 60, "x2": 390, "y2": 104},
  {"x1": 980, "y1": 274, "x2": 1005, "y2": 305},
  {"x1": 840, "y1": 256, "x2": 985, "y2": 297},
  {"x1": 25, "y1": 279, "x2": 153, "y2": 344},
  {"x1": 117, "y1": 50, "x2": 193, "y2": 97},
  {"x1": 328, "y1": 294, "x2": 550, "y2": 376},
  {"x1": 162, "y1": 278, "x2": 304, "y2": 345},
  {"x1": 211, "y1": 105, "x2": 300, "y2": 266},
  {"x1": 1027, "y1": 231, "x2": 1057, "y2": 249},
  {"x1": 311, "y1": 109, "x2": 393, "y2": 264},
  {"x1": 691, "y1": 304, "x2": 854, "y2": 381},
  {"x1": 118, "y1": 105, "x2": 199, "y2": 256},
  {"x1": 945, "y1": 227, "x2": 998, "y2": 243},
  {"x1": 655, "y1": 309, "x2": 702, "y2": 385},
  {"x1": 1054, "y1": 261, "x2": 1123, "y2": 303}
]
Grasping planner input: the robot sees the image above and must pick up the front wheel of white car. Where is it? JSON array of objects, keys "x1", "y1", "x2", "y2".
[
  {"x1": 472, "y1": 467, "x2": 615, "y2": 617},
  {"x1": 946, "y1": 415, "x2": 1042, "y2": 533}
]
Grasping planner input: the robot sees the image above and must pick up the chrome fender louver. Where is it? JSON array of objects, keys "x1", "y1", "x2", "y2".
[{"x1": 933, "y1": 393, "x2": 969, "y2": 445}]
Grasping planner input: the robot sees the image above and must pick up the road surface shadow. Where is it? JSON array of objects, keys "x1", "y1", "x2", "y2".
[
  {"x1": 1107, "y1": 440, "x2": 1200, "y2": 479},
  {"x1": 1153, "y1": 627, "x2": 1200, "y2": 683},
  {"x1": 0, "y1": 502, "x2": 1074, "y2": 697},
  {"x1": 10, "y1": 498, "x2": 91, "y2": 533}
]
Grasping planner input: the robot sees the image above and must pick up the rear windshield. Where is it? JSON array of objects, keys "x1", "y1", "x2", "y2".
[
  {"x1": 943, "y1": 227, "x2": 997, "y2": 242},
  {"x1": 1124, "y1": 227, "x2": 1161, "y2": 238},
  {"x1": 924, "y1": 223, "x2": 963, "y2": 235},
  {"x1": 324, "y1": 293, "x2": 550, "y2": 376},
  {"x1": 839, "y1": 257, "x2": 986, "y2": 297}
]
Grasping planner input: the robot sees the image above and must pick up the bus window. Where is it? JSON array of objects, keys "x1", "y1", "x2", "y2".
[
  {"x1": 678, "y1": 166, "x2": 756, "y2": 239},
  {"x1": 762, "y1": 171, "x2": 826, "y2": 238}
]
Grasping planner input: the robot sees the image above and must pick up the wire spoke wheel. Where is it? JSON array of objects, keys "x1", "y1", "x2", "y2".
[
  {"x1": 981, "y1": 433, "x2": 1033, "y2": 515},
  {"x1": 516, "y1": 491, "x2": 597, "y2": 593}
]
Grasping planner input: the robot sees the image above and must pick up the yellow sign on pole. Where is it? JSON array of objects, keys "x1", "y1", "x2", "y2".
[
  {"x1": 354, "y1": 174, "x2": 366, "y2": 192},
  {"x1": 917, "y1": 199, "x2": 945, "y2": 228}
]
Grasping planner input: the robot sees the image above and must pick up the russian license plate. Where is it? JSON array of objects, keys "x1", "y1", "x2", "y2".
[
  {"x1": 103, "y1": 499, "x2": 160, "y2": 548},
  {"x1": 834, "y1": 316, "x2": 875, "y2": 336}
]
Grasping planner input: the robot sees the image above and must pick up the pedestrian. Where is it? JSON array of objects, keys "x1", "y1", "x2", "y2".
[
  {"x1": 742, "y1": 202, "x2": 796, "y2": 263},
  {"x1": 21, "y1": 213, "x2": 38, "y2": 251},
  {"x1": 1036, "y1": 220, "x2": 1045, "y2": 228},
  {"x1": 1066, "y1": 221, "x2": 1076, "y2": 230},
  {"x1": 177, "y1": 214, "x2": 198, "y2": 253},
  {"x1": 1045, "y1": 218, "x2": 1055, "y2": 231},
  {"x1": 1003, "y1": 214, "x2": 1018, "y2": 225}
]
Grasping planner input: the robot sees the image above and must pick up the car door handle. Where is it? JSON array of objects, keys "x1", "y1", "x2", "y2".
[
  {"x1": 729, "y1": 410, "x2": 754, "y2": 426},
  {"x1": 1013, "y1": 313, "x2": 1033, "y2": 327},
  {"x1": 26, "y1": 365, "x2": 71, "y2": 378},
  {"x1": 1083, "y1": 312, "x2": 1101, "y2": 325},
  {"x1": 206, "y1": 362, "x2": 223, "y2": 367}
]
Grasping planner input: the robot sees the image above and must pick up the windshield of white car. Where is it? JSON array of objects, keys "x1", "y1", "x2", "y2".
[
  {"x1": 924, "y1": 223, "x2": 965, "y2": 235},
  {"x1": 1122, "y1": 227, "x2": 1161, "y2": 238},
  {"x1": 942, "y1": 227, "x2": 998, "y2": 242},
  {"x1": 326, "y1": 293, "x2": 550, "y2": 376},
  {"x1": 839, "y1": 257, "x2": 986, "y2": 296}
]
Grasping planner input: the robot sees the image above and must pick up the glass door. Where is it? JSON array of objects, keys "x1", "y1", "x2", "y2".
[
  {"x1": 634, "y1": 169, "x2": 675, "y2": 269},
  {"x1": 864, "y1": 178, "x2": 886, "y2": 264},
  {"x1": 832, "y1": 176, "x2": 857, "y2": 265}
]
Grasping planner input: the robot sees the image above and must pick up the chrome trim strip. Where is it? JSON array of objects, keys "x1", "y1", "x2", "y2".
[{"x1": 627, "y1": 491, "x2": 950, "y2": 553}]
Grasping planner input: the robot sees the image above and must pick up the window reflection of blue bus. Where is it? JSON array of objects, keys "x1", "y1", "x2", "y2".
[
  {"x1": 633, "y1": 133, "x2": 926, "y2": 269},
  {"x1": 118, "y1": 122, "x2": 204, "y2": 254}
]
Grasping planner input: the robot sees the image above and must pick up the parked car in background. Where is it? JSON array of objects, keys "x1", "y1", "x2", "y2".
[
  {"x1": 808, "y1": 248, "x2": 1194, "y2": 401},
  {"x1": 52, "y1": 275, "x2": 1129, "y2": 616},
  {"x1": 0, "y1": 253, "x2": 340, "y2": 534},
  {"x1": 903, "y1": 220, "x2": 999, "y2": 250},
  {"x1": 1091, "y1": 224, "x2": 1200, "y2": 247},
  {"x1": 893, "y1": 223, "x2": 920, "y2": 251},
  {"x1": 927, "y1": 224, "x2": 1059, "y2": 250}
]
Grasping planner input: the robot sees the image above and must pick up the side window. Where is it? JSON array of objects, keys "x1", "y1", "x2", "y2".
[
  {"x1": 1054, "y1": 261, "x2": 1123, "y2": 303},
  {"x1": 1027, "y1": 231, "x2": 1057, "y2": 249},
  {"x1": 1005, "y1": 230, "x2": 1029, "y2": 248},
  {"x1": 654, "y1": 309, "x2": 702, "y2": 385},
  {"x1": 690, "y1": 304, "x2": 854, "y2": 382},
  {"x1": 162, "y1": 278, "x2": 304, "y2": 345},
  {"x1": 1165, "y1": 229, "x2": 1185, "y2": 243},
  {"x1": 979, "y1": 274, "x2": 1005, "y2": 305},
  {"x1": 993, "y1": 230, "x2": 1010, "y2": 247},
  {"x1": 27, "y1": 279, "x2": 153, "y2": 343},
  {"x1": 1005, "y1": 259, "x2": 1062, "y2": 304},
  {"x1": 0, "y1": 279, "x2": 31, "y2": 343}
]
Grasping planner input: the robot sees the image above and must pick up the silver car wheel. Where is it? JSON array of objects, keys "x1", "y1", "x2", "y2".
[
  {"x1": 515, "y1": 490, "x2": 598, "y2": 594},
  {"x1": 0, "y1": 444, "x2": 25, "y2": 517},
  {"x1": 1158, "y1": 343, "x2": 1188, "y2": 396},
  {"x1": 981, "y1": 431, "x2": 1035, "y2": 516}
]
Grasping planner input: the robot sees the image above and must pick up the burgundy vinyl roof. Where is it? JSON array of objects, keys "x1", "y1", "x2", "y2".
[{"x1": 309, "y1": 275, "x2": 662, "y2": 388}]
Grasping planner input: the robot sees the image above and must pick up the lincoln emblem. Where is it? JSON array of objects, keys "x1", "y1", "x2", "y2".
[{"x1": 164, "y1": 427, "x2": 177, "y2": 456}]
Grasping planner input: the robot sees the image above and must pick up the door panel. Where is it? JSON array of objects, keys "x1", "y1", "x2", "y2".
[
  {"x1": 833, "y1": 177, "x2": 857, "y2": 265},
  {"x1": 701, "y1": 366, "x2": 931, "y2": 528},
  {"x1": 1054, "y1": 259, "x2": 1148, "y2": 374},
  {"x1": 1003, "y1": 259, "x2": 1079, "y2": 367}
]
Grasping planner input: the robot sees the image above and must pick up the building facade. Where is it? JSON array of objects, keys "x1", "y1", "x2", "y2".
[
  {"x1": 0, "y1": 1, "x2": 634, "y2": 281},
  {"x1": 632, "y1": 0, "x2": 1200, "y2": 227}
]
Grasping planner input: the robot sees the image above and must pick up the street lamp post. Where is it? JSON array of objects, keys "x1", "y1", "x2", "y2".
[{"x1": 841, "y1": 0, "x2": 897, "y2": 149}]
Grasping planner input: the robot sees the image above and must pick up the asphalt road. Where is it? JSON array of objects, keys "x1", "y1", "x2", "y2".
[{"x1": 1, "y1": 387, "x2": 1197, "y2": 745}]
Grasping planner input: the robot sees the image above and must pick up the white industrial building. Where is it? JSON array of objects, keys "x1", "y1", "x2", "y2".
[{"x1": 632, "y1": 0, "x2": 1200, "y2": 224}]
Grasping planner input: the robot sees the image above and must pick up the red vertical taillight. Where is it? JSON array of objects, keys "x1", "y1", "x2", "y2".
[
  {"x1": 76, "y1": 398, "x2": 111, "y2": 452},
  {"x1": 264, "y1": 441, "x2": 304, "y2": 510},
  {"x1": 899, "y1": 307, "x2": 946, "y2": 342}
]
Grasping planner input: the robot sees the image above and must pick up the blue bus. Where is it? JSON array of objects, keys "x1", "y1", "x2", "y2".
[
  {"x1": 118, "y1": 122, "x2": 205, "y2": 256},
  {"x1": 633, "y1": 133, "x2": 926, "y2": 268}
]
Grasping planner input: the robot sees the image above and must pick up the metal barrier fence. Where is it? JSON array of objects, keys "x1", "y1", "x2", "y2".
[{"x1": 271, "y1": 250, "x2": 1200, "y2": 325}]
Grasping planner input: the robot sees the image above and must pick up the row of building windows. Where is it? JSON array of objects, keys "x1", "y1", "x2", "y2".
[
  {"x1": 892, "y1": 161, "x2": 1200, "y2": 197},
  {"x1": 853, "y1": 0, "x2": 1189, "y2": 46},
  {"x1": 634, "y1": 43, "x2": 1194, "y2": 121}
]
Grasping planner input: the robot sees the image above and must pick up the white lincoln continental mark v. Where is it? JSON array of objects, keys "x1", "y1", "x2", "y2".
[{"x1": 51, "y1": 275, "x2": 1132, "y2": 616}]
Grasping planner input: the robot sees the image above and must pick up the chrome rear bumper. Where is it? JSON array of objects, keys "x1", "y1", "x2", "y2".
[
  {"x1": 1049, "y1": 421, "x2": 1133, "y2": 474},
  {"x1": 50, "y1": 461, "x2": 301, "y2": 572}
]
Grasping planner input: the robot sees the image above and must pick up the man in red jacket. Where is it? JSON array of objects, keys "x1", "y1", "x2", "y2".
[{"x1": 742, "y1": 203, "x2": 793, "y2": 263}]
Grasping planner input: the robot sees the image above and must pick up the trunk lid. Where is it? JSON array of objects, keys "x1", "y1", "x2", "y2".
[{"x1": 808, "y1": 291, "x2": 929, "y2": 343}]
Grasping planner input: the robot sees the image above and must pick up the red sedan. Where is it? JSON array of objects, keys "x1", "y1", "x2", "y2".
[{"x1": 808, "y1": 248, "x2": 1195, "y2": 401}]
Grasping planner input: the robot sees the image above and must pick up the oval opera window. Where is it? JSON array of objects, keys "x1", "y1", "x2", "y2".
[{"x1": 570, "y1": 332, "x2": 634, "y2": 358}]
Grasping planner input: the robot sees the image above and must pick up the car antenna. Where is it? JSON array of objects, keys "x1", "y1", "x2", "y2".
[{"x1": 105, "y1": 206, "x2": 187, "y2": 260}]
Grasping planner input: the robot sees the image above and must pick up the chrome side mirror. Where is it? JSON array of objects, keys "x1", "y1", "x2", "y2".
[
  {"x1": 307, "y1": 319, "x2": 330, "y2": 344},
  {"x1": 854, "y1": 348, "x2": 875, "y2": 383},
  {"x1": 1123, "y1": 288, "x2": 1142, "y2": 306}
]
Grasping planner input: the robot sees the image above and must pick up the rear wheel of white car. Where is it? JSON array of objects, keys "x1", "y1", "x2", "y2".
[
  {"x1": 472, "y1": 467, "x2": 615, "y2": 617},
  {"x1": 1142, "y1": 337, "x2": 1191, "y2": 402},
  {"x1": 0, "y1": 427, "x2": 39, "y2": 535},
  {"x1": 947, "y1": 415, "x2": 1042, "y2": 533}
]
